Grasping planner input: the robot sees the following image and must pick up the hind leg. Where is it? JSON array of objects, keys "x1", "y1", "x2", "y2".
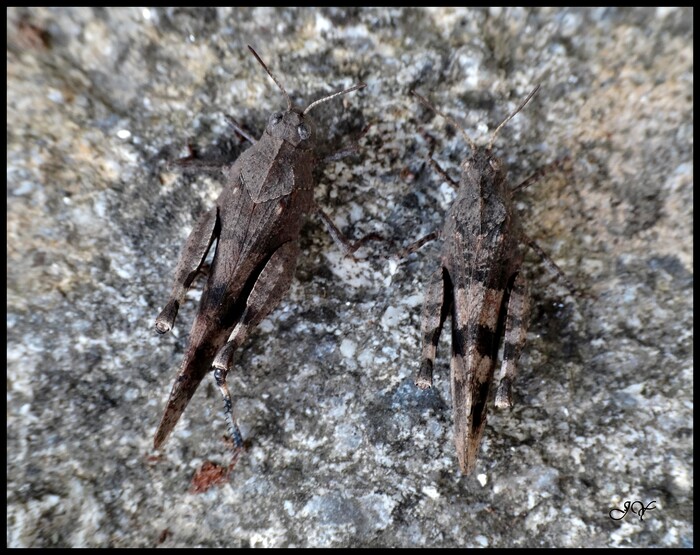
[
  {"x1": 416, "y1": 267, "x2": 451, "y2": 389},
  {"x1": 155, "y1": 207, "x2": 219, "y2": 334},
  {"x1": 495, "y1": 271, "x2": 530, "y2": 409},
  {"x1": 210, "y1": 241, "x2": 300, "y2": 448}
]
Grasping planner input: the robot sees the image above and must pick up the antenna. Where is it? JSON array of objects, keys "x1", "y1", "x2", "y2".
[
  {"x1": 488, "y1": 84, "x2": 540, "y2": 151},
  {"x1": 247, "y1": 45, "x2": 292, "y2": 111},
  {"x1": 302, "y1": 82, "x2": 367, "y2": 116},
  {"x1": 410, "y1": 90, "x2": 477, "y2": 152}
]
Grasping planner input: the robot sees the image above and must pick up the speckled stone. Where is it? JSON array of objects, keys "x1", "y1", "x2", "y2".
[{"x1": 7, "y1": 7, "x2": 692, "y2": 548}]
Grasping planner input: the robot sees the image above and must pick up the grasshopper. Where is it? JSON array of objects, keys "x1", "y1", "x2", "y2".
[
  {"x1": 153, "y1": 46, "x2": 372, "y2": 458},
  {"x1": 406, "y1": 85, "x2": 571, "y2": 474}
]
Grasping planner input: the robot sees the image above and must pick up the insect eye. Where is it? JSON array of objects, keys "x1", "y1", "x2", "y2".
[
  {"x1": 269, "y1": 112, "x2": 283, "y2": 126},
  {"x1": 297, "y1": 123, "x2": 311, "y2": 140}
]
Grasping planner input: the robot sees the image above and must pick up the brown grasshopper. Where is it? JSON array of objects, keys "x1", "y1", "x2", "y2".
[
  {"x1": 405, "y1": 85, "x2": 573, "y2": 475},
  {"x1": 153, "y1": 46, "x2": 373, "y2": 458}
]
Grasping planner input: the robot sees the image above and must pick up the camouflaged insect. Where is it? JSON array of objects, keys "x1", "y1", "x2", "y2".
[
  {"x1": 407, "y1": 85, "x2": 570, "y2": 474},
  {"x1": 153, "y1": 46, "x2": 370, "y2": 460}
]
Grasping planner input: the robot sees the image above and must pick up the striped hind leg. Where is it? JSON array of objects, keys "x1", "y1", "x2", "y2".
[
  {"x1": 495, "y1": 271, "x2": 530, "y2": 409},
  {"x1": 211, "y1": 241, "x2": 300, "y2": 449},
  {"x1": 416, "y1": 267, "x2": 452, "y2": 389},
  {"x1": 155, "y1": 207, "x2": 219, "y2": 334}
]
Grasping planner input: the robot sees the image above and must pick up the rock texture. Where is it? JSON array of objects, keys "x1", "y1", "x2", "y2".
[{"x1": 7, "y1": 7, "x2": 693, "y2": 548}]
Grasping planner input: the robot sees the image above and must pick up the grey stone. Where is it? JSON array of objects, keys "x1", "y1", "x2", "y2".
[{"x1": 7, "y1": 6, "x2": 692, "y2": 548}]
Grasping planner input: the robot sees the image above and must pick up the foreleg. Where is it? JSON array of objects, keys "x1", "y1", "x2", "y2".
[{"x1": 316, "y1": 208, "x2": 384, "y2": 259}]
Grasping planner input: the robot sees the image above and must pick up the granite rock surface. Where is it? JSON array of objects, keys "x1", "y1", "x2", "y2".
[{"x1": 7, "y1": 7, "x2": 693, "y2": 548}]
